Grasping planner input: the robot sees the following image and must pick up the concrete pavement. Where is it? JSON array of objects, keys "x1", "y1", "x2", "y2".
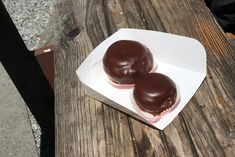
[
  {"x1": 1, "y1": 0, "x2": 54, "y2": 156},
  {"x1": 0, "y1": 63, "x2": 38, "y2": 157}
]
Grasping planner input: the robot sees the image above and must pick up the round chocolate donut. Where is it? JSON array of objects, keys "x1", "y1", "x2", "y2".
[
  {"x1": 103, "y1": 40, "x2": 154, "y2": 84},
  {"x1": 133, "y1": 73, "x2": 177, "y2": 116}
]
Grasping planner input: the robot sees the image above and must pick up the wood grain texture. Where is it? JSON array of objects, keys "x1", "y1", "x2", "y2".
[
  {"x1": 54, "y1": 0, "x2": 135, "y2": 156},
  {"x1": 54, "y1": 0, "x2": 235, "y2": 156},
  {"x1": 135, "y1": 1, "x2": 235, "y2": 156}
]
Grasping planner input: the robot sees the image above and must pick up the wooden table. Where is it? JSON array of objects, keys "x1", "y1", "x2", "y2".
[{"x1": 54, "y1": 0, "x2": 235, "y2": 156}]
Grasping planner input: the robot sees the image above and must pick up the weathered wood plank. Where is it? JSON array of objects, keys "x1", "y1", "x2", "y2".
[
  {"x1": 54, "y1": 0, "x2": 135, "y2": 156},
  {"x1": 136, "y1": 0, "x2": 235, "y2": 156},
  {"x1": 54, "y1": 0, "x2": 235, "y2": 156}
]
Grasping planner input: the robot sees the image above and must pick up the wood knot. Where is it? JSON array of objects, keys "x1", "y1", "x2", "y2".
[
  {"x1": 199, "y1": 104, "x2": 206, "y2": 108},
  {"x1": 229, "y1": 131, "x2": 235, "y2": 139},
  {"x1": 67, "y1": 27, "x2": 80, "y2": 39}
]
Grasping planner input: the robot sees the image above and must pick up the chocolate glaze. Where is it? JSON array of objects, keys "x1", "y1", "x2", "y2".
[
  {"x1": 103, "y1": 40, "x2": 153, "y2": 84},
  {"x1": 133, "y1": 73, "x2": 177, "y2": 116}
]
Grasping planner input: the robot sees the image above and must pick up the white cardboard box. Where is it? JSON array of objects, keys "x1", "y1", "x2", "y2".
[{"x1": 76, "y1": 28, "x2": 206, "y2": 130}]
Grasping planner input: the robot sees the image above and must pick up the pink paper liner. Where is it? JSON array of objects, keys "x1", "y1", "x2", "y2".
[{"x1": 107, "y1": 79, "x2": 135, "y2": 89}]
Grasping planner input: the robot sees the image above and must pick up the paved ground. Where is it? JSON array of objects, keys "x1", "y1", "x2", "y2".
[
  {"x1": 0, "y1": 63, "x2": 38, "y2": 157},
  {"x1": 2, "y1": 0, "x2": 53, "y2": 50},
  {"x1": 1, "y1": 0, "x2": 53, "y2": 157}
]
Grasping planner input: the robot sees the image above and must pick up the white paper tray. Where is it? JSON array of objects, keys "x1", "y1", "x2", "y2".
[{"x1": 76, "y1": 28, "x2": 206, "y2": 130}]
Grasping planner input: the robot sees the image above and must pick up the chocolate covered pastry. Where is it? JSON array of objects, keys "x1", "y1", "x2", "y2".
[
  {"x1": 103, "y1": 40, "x2": 154, "y2": 86},
  {"x1": 133, "y1": 73, "x2": 180, "y2": 122}
]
